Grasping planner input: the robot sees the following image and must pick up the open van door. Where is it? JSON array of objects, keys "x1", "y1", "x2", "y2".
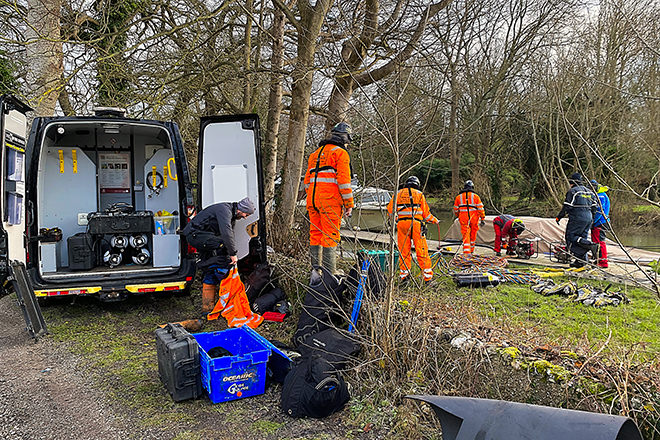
[
  {"x1": 197, "y1": 115, "x2": 266, "y2": 262},
  {"x1": 0, "y1": 96, "x2": 31, "y2": 281}
]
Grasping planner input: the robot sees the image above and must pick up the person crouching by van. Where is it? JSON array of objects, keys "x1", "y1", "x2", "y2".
[
  {"x1": 387, "y1": 176, "x2": 439, "y2": 283},
  {"x1": 492, "y1": 215, "x2": 525, "y2": 256},
  {"x1": 183, "y1": 198, "x2": 255, "y2": 314}
]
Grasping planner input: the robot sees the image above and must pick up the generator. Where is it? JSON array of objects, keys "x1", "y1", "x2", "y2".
[{"x1": 513, "y1": 240, "x2": 536, "y2": 259}]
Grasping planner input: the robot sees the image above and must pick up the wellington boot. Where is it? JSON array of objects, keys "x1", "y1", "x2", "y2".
[
  {"x1": 201, "y1": 283, "x2": 218, "y2": 315},
  {"x1": 158, "y1": 319, "x2": 205, "y2": 332},
  {"x1": 322, "y1": 246, "x2": 337, "y2": 274},
  {"x1": 310, "y1": 245, "x2": 322, "y2": 267}
]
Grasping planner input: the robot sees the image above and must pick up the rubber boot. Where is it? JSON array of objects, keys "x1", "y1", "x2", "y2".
[
  {"x1": 201, "y1": 283, "x2": 218, "y2": 315},
  {"x1": 322, "y1": 246, "x2": 337, "y2": 274},
  {"x1": 310, "y1": 245, "x2": 322, "y2": 268}
]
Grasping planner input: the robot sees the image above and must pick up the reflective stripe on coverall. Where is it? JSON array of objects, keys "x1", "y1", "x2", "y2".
[
  {"x1": 207, "y1": 267, "x2": 263, "y2": 329},
  {"x1": 387, "y1": 187, "x2": 439, "y2": 281},
  {"x1": 453, "y1": 191, "x2": 486, "y2": 254},
  {"x1": 304, "y1": 143, "x2": 354, "y2": 248}
]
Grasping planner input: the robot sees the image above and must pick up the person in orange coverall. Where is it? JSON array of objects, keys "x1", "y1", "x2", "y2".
[
  {"x1": 304, "y1": 122, "x2": 354, "y2": 274},
  {"x1": 387, "y1": 176, "x2": 439, "y2": 283},
  {"x1": 453, "y1": 180, "x2": 486, "y2": 254}
]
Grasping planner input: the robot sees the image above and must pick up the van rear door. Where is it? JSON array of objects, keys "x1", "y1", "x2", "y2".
[
  {"x1": 197, "y1": 115, "x2": 266, "y2": 261},
  {"x1": 0, "y1": 96, "x2": 31, "y2": 277}
]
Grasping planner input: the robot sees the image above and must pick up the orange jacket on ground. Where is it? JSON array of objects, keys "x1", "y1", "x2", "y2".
[
  {"x1": 387, "y1": 187, "x2": 438, "y2": 224},
  {"x1": 304, "y1": 142, "x2": 354, "y2": 210},
  {"x1": 453, "y1": 191, "x2": 485, "y2": 221},
  {"x1": 207, "y1": 267, "x2": 263, "y2": 329}
]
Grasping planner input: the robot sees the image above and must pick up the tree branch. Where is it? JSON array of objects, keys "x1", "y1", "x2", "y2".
[
  {"x1": 355, "y1": 0, "x2": 451, "y2": 86},
  {"x1": 271, "y1": 0, "x2": 301, "y2": 34}
]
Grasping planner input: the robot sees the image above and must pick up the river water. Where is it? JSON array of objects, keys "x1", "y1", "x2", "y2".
[{"x1": 350, "y1": 208, "x2": 660, "y2": 251}]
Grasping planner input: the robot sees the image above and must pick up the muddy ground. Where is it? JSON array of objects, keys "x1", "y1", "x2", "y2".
[{"x1": 0, "y1": 291, "x2": 406, "y2": 440}]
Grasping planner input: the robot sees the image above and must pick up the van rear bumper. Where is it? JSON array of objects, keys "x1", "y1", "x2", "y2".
[{"x1": 28, "y1": 258, "x2": 196, "y2": 300}]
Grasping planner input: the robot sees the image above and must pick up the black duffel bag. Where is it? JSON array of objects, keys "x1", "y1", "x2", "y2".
[
  {"x1": 281, "y1": 354, "x2": 350, "y2": 419},
  {"x1": 298, "y1": 328, "x2": 361, "y2": 369},
  {"x1": 293, "y1": 267, "x2": 347, "y2": 347}
]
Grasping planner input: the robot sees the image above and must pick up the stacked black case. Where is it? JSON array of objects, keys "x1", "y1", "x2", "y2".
[
  {"x1": 155, "y1": 323, "x2": 202, "y2": 402},
  {"x1": 67, "y1": 232, "x2": 96, "y2": 270}
]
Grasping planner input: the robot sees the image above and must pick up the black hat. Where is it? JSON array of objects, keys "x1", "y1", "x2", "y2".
[
  {"x1": 569, "y1": 173, "x2": 582, "y2": 185},
  {"x1": 464, "y1": 180, "x2": 475, "y2": 191}
]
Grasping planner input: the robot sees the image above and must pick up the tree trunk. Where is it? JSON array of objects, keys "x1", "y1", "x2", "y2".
[
  {"x1": 449, "y1": 68, "x2": 460, "y2": 192},
  {"x1": 263, "y1": 8, "x2": 286, "y2": 204},
  {"x1": 242, "y1": 0, "x2": 254, "y2": 112},
  {"x1": 273, "y1": 0, "x2": 333, "y2": 230},
  {"x1": 25, "y1": 0, "x2": 63, "y2": 116},
  {"x1": 276, "y1": 39, "x2": 317, "y2": 229}
]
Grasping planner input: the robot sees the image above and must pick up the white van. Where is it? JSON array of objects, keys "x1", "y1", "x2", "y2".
[{"x1": 0, "y1": 95, "x2": 266, "y2": 302}]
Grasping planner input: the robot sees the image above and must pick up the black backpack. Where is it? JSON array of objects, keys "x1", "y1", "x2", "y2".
[{"x1": 281, "y1": 354, "x2": 350, "y2": 418}]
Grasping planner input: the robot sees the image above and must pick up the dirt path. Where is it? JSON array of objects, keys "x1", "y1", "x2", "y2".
[{"x1": 0, "y1": 295, "x2": 130, "y2": 440}]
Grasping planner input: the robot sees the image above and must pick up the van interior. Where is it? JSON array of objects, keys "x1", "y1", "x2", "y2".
[{"x1": 35, "y1": 120, "x2": 183, "y2": 280}]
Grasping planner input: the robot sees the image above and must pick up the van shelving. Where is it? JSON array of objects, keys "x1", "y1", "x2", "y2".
[{"x1": 0, "y1": 95, "x2": 267, "y2": 302}]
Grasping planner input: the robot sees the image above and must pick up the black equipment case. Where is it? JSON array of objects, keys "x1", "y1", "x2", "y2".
[
  {"x1": 87, "y1": 211, "x2": 154, "y2": 235},
  {"x1": 67, "y1": 232, "x2": 96, "y2": 270},
  {"x1": 155, "y1": 323, "x2": 202, "y2": 402}
]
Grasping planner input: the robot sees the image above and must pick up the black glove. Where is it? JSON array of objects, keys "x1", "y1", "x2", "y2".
[{"x1": 480, "y1": 220, "x2": 485, "y2": 227}]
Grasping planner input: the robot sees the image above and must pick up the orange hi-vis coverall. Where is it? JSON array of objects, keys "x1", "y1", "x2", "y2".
[
  {"x1": 453, "y1": 190, "x2": 485, "y2": 254},
  {"x1": 304, "y1": 141, "x2": 354, "y2": 248},
  {"x1": 387, "y1": 187, "x2": 439, "y2": 281},
  {"x1": 207, "y1": 267, "x2": 263, "y2": 329}
]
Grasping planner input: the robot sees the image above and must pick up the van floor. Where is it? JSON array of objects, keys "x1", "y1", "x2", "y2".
[{"x1": 41, "y1": 265, "x2": 176, "y2": 281}]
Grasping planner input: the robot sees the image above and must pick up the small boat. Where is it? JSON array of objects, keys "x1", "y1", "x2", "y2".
[{"x1": 343, "y1": 186, "x2": 392, "y2": 231}]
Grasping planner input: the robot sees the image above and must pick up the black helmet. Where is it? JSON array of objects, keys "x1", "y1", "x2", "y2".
[
  {"x1": 331, "y1": 121, "x2": 352, "y2": 143},
  {"x1": 406, "y1": 176, "x2": 421, "y2": 189},
  {"x1": 464, "y1": 180, "x2": 474, "y2": 191},
  {"x1": 569, "y1": 172, "x2": 582, "y2": 186}
]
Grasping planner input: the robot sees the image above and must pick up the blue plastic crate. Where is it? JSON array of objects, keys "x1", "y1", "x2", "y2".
[{"x1": 194, "y1": 327, "x2": 274, "y2": 403}]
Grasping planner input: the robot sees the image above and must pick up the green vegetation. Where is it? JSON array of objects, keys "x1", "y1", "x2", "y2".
[
  {"x1": 452, "y1": 279, "x2": 659, "y2": 363},
  {"x1": 632, "y1": 205, "x2": 660, "y2": 214}
]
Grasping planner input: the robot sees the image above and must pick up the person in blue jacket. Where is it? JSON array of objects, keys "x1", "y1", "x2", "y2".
[
  {"x1": 590, "y1": 179, "x2": 611, "y2": 268},
  {"x1": 556, "y1": 173, "x2": 599, "y2": 267}
]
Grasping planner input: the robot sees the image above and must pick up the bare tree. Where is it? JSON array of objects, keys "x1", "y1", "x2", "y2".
[{"x1": 25, "y1": 0, "x2": 63, "y2": 115}]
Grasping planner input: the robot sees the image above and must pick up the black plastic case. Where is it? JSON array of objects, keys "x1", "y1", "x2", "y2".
[
  {"x1": 87, "y1": 211, "x2": 153, "y2": 235},
  {"x1": 67, "y1": 232, "x2": 96, "y2": 270},
  {"x1": 155, "y1": 323, "x2": 202, "y2": 402}
]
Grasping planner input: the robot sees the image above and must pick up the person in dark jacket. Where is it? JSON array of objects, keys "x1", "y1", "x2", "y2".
[
  {"x1": 590, "y1": 179, "x2": 611, "y2": 268},
  {"x1": 183, "y1": 197, "x2": 255, "y2": 313},
  {"x1": 556, "y1": 173, "x2": 598, "y2": 267},
  {"x1": 492, "y1": 215, "x2": 525, "y2": 256}
]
